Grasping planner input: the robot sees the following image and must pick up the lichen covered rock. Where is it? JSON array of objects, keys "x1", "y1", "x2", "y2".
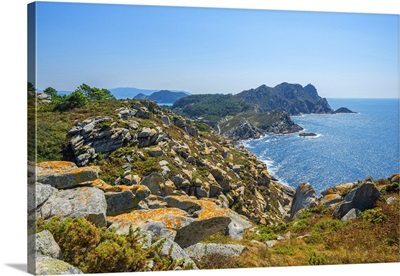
[
  {"x1": 38, "y1": 187, "x2": 107, "y2": 227},
  {"x1": 333, "y1": 182, "x2": 381, "y2": 219},
  {"x1": 289, "y1": 182, "x2": 317, "y2": 219},
  {"x1": 36, "y1": 255, "x2": 83, "y2": 275},
  {"x1": 36, "y1": 161, "x2": 99, "y2": 189}
]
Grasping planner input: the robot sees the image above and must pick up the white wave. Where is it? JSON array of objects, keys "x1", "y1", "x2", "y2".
[{"x1": 258, "y1": 158, "x2": 290, "y2": 186}]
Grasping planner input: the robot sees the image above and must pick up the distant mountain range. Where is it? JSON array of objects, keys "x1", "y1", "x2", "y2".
[
  {"x1": 110, "y1": 87, "x2": 190, "y2": 100},
  {"x1": 52, "y1": 87, "x2": 191, "y2": 101}
]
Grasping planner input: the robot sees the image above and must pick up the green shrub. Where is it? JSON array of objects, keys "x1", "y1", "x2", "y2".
[
  {"x1": 249, "y1": 224, "x2": 288, "y2": 242},
  {"x1": 290, "y1": 219, "x2": 308, "y2": 233},
  {"x1": 274, "y1": 244, "x2": 295, "y2": 255},
  {"x1": 55, "y1": 91, "x2": 89, "y2": 111},
  {"x1": 312, "y1": 218, "x2": 344, "y2": 234},
  {"x1": 307, "y1": 251, "x2": 328, "y2": 265},
  {"x1": 97, "y1": 119, "x2": 113, "y2": 130},
  {"x1": 380, "y1": 183, "x2": 399, "y2": 195},
  {"x1": 37, "y1": 217, "x2": 190, "y2": 273},
  {"x1": 360, "y1": 208, "x2": 386, "y2": 223},
  {"x1": 194, "y1": 122, "x2": 209, "y2": 132},
  {"x1": 38, "y1": 217, "x2": 101, "y2": 267}
]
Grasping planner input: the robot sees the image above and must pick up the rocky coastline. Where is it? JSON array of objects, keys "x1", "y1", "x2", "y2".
[{"x1": 29, "y1": 93, "x2": 398, "y2": 274}]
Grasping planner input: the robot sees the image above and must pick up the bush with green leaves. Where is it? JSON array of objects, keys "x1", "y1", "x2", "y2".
[
  {"x1": 307, "y1": 251, "x2": 328, "y2": 265},
  {"x1": 76, "y1": 83, "x2": 115, "y2": 101},
  {"x1": 274, "y1": 244, "x2": 295, "y2": 255},
  {"x1": 43, "y1": 87, "x2": 58, "y2": 97},
  {"x1": 54, "y1": 90, "x2": 89, "y2": 111},
  {"x1": 36, "y1": 217, "x2": 190, "y2": 273},
  {"x1": 380, "y1": 182, "x2": 399, "y2": 195},
  {"x1": 360, "y1": 208, "x2": 386, "y2": 223}
]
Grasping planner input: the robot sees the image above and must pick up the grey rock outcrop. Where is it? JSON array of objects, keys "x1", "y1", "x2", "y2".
[
  {"x1": 107, "y1": 196, "x2": 239, "y2": 249},
  {"x1": 38, "y1": 187, "x2": 107, "y2": 227},
  {"x1": 185, "y1": 243, "x2": 247, "y2": 259},
  {"x1": 341, "y1": 208, "x2": 359, "y2": 222},
  {"x1": 36, "y1": 255, "x2": 83, "y2": 275},
  {"x1": 225, "y1": 212, "x2": 252, "y2": 240},
  {"x1": 173, "y1": 118, "x2": 198, "y2": 137},
  {"x1": 68, "y1": 116, "x2": 133, "y2": 166},
  {"x1": 105, "y1": 190, "x2": 137, "y2": 216},
  {"x1": 141, "y1": 172, "x2": 164, "y2": 196},
  {"x1": 289, "y1": 182, "x2": 318, "y2": 219},
  {"x1": 320, "y1": 194, "x2": 343, "y2": 206},
  {"x1": 333, "y1": 182, "x2": 381, "y2": 219},
  {"x1": 174, "y1": 216, "x2": 231, "y2": 248},
  {"x1": 164, "y1": 196, "x2": 202, "y2": 214},
  {"x1": 33, "y1": 230, "x2": 63, "y2": 260},
  {"x1": 138, "y1": 127, "x2": 161, "y2": 148},
  {"x1": 34, "y1": 183, "x2": 57, "y2": 211},
  {"x1": 222, "y1": 120, "x2": 262, "y2": 141},
  {"x1": 155, "y1": 238, "x2": 198, "y2": 269},
  {"x1": 36, "y1": 161, "x2": 99, "y2": 189}
]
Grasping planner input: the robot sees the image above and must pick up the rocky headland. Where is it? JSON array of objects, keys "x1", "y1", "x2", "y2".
[
  {"x1": 172, "y1": 83, "x2": 354, "y2": 141},
  {"x1": 334, "y1": 107, "x2": 356, "y2": 113}
]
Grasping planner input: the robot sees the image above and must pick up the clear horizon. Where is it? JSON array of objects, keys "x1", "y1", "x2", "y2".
[{"x1": 32, "y1": 2, "x2": 399, "y2": 98}]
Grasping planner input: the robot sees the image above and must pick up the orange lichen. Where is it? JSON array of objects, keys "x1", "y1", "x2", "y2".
[
  {"x1": 36, "y1": 162, "x2": 99, "y2": 179},
  {"x1": 75, "y1": 187, "x2": 91, "y2": 202},
  {"x1": 334, "y1": 183, "x2": 355, "y2": 192},
  {"x1": 323, "y1": 194, "x2": 341, "y2": 201},
  {"x1": 195, "y1": 199, "x2": 230, "y2": 220},
  {"x1": 107, "y1": 196, "x2": 232, "y2": 230},
  {"x1": 390, "y1": 174, "x2": 399, "y2": 182},
  {"x1": 36, "y1": 161, "x2": 77, "y2": 172},
  {"x1": 107, "y1": 208, "x2": 188, "y2": 229},
  {"x1": 324, "y1": 188, "x2": 335, "y2": 195}
]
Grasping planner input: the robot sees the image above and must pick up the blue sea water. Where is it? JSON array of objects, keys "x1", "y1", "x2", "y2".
[{"x1": 242, "y1": 98, "x2": 400, "y2": 194}]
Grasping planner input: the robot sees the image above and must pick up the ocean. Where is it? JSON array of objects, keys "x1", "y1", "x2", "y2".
[{"x1": 242, "y1": 98, "x2": 400, "y2": 195}]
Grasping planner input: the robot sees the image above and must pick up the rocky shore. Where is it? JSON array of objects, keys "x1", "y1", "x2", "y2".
[{"x1": 29, "y1": 97, "x2": 398, "y2": 274}]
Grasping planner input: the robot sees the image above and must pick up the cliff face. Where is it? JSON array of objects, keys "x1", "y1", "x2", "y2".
[
  {"x1": 236, "y1": 83, "x2": 334, "y2": 115},
  {"x1": 219, "y1": 110, "x2": 303, "y2": 141}
]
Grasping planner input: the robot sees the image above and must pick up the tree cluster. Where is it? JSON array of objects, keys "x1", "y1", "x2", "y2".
[{"x1": 37, "y1": 83, "x2": 116, "y2": 111}]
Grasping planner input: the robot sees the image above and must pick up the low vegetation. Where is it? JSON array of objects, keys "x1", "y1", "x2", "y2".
[
  {"x1": 172, "y1": 94, "x2": 251, "y2": 126},
  {"x1": 192, "y1": 180, "x2": 399, "y2": 269},
  {"x1": 37, "y1": 217, "x2": 191, "y2": 273}
]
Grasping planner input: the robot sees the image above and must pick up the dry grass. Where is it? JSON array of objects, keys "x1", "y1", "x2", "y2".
[{"x1": 199, "y1": 190, "x2": 399, "y2": 269}]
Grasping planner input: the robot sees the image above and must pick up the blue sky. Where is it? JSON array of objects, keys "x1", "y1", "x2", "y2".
[{"x1": 33, "y1": 2, "x2": 399, "y2": 98}]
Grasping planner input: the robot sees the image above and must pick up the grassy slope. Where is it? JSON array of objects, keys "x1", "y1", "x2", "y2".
[{"x1": 197, "y1": 186, "x2": 399, "y2": 269}]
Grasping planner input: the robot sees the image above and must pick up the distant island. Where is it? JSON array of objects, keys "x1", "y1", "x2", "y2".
[
  {"x1": 335, "y1": 107, "x2": 356, "y2": 113},
  {"x1": 172, "y1": 82, "x2": 354, "y2": 141},
  {"x1": 47, "y1": 87, "x2": 192, "y2": 101},
  {"x1": 134, "y1": 90, "x2": 190, "y2": 104},
  {"x1": 111, "y1": 87, "x2": 191, "y2": 100}
]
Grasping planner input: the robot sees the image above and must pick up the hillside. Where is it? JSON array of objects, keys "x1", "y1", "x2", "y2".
[
  {"x1": 172, "y1": 83, "x2": 354, "y2": 141},
  {"x1": 28, "y1": 91, "x2": 399, "y2": 274},
  {"x1": 237, "y1": 83, "x2": 334, "y2": 115},
  {"x1": 134, "y1": 90, "x2": 189, "y2": 104}
]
